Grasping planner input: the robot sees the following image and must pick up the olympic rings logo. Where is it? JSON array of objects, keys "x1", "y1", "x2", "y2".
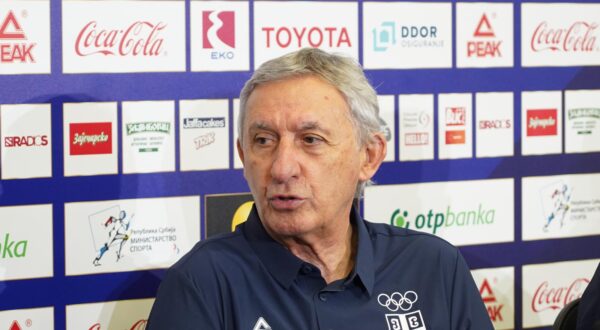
[{"x1": 377, "y1": 291, "x2": 418, "y2": 312}]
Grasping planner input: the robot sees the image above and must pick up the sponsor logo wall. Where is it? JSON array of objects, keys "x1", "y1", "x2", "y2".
[
  {"x1": 64, "y1": 196, "x2": 199, "y2": 275},
  {"x1": 0, "y1": 204, "x2": 53, "y2": 281},
  {"x1": 522, "y1": 172, "x2": 600, "y2": 240},
  {"x1": 0, "y1": 1, "x2": 51, "y2": 74},
  {"x1": 522, "y1": 259, "x2": 599, "y2": 328},
  {"x1": 253, "y1": 1, "x2": 358, "y2": 67},
  {"x1": 205, "y1": 193, "x2": 254, "y2": 237},
  {"x1": 66, "y1": 298, "x2": 153, "y2": 330},
  {"x1": 363, "y1": 2, "x2": 452, "y2": 69},
  {"x1": 522, "y1": 3, "x2": 600, "y2": 67},
  {"x1": 472, "y1": 267, "x2": 515, "y2": 330},
  {"x1": 62, "y1": 0, "x2": 186, "y2": 73},
  {"x1": 1, "y1": 104, "x2": 52, "y2": 179},
  {"x1": 1, "y1": 1, "x2": 599, "y2": 329},
  {"x1": 0, "y1": 307, "x2": 54, "y2": 330},
  {"x1": 364, "y1": 178, "x2": 514, "y2": 246}
]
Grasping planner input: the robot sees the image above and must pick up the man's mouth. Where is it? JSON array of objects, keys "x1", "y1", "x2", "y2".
[{"x1": 268, "y1": 195, "x2": 304, "y2": 210}]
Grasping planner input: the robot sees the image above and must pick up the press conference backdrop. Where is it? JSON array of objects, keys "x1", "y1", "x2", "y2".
[{"x1": 0, "y1": 0, "x2": 599, "y2": 329}]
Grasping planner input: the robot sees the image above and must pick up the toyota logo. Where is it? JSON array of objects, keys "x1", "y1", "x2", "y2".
[{"x1": 377, "y1": 291, "x2": 418, "y2": 312}]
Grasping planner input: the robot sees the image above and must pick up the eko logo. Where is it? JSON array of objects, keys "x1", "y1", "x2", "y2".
[
  {"x1": 202, "y1": 11, "x2": 235, "y2": 49},
  {"x1": 390, "y1": 205, "x2": 496, "y2": 234},
  {"x1": 0, "y1": 10, "x2": 36, "y2": 63}
]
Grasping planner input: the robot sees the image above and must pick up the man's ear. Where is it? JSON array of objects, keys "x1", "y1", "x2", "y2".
[
  {"x1": 236, "y1": 139, "x2": 245, "y2": 165},
  {"x1": 359, "y1": 133, "x2": 387, "y2": 182}
]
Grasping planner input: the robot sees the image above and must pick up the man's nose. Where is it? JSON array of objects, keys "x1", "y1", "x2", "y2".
[{"x1": 270, "y1": 138, "x2": 300, "y2": 183}]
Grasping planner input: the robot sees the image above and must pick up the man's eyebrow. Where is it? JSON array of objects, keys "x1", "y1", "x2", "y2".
[
  {"x1": 249, "y1": 122, "x2": 272, "y2": 131},
  {"x1": 299, "y1": 121, "x2": 331, "y2": 135}
]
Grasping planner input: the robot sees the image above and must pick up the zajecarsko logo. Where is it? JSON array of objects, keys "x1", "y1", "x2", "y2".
[
  {"x1": 390, "y1": 205, "x2": 495, "y2": 234},
  {"x1": 540, "y1": 181, "x2": 572, "y2": 232}
]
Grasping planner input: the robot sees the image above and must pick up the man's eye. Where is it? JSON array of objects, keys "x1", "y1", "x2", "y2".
[
  {"x1": 254, "y1": 135, "x2": 273, "y2": 145},
  {"x1": 303, "y1": 135, "x2": 322, "y2": 145}
]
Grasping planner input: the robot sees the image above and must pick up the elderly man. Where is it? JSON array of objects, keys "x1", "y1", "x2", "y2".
[{"x1": 147, "y1": 48, "x2": 492, "y2": 330}]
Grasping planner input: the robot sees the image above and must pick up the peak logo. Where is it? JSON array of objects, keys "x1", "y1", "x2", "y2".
[
  {"x1": 479, "y1": 278, "x2": 505, "y2": 322},
  {"x1": 531, "y1": 278, "x2": 588, "y2": 313},
  {"x1": 202, "y1": 11, "x2": 235, "y2": 49},
  {"x1": 474, "y1": 14, "x2": 495, "y2": 37},
  {"x1": 390, "y1": 205, "x2": 495, "y2": 235},
  {"x1": 75, "y1": 21, "x2": 166, "y2": 57},
  {"x1": 70, "y1": 122, "x2": 112, "y2": 156},
  {"x1": 467, "y1": 13, "x2": 502, "y2": 57},
  {"x1": 0, "y1": 10, "x2": 36, "y2": 63},
  {"x1": 262, "y1": 26, "x2": 351, "y2": 49},
  {"x1": 527, "y1": 109, "x2": 558, "y2": 136},
  {"x1": 4, "y1": 135, "x2": 48, "y2": 147},
  {"x1": 1, "y1": 233, "x2": 28, "y2": 259}
]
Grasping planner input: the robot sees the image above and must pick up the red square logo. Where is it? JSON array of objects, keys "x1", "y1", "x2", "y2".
[{"x1": 70, "y1": 122, "x2": 112, "y2": 155}]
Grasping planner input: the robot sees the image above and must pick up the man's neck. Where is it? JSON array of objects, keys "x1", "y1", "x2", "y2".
[{"x1": 279, "y1": 221, "x2": 357, "y2": 284}]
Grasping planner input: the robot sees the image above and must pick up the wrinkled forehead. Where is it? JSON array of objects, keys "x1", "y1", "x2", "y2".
[{"x1": 242, "y1": 76, "x2": 354, "y2": 134}]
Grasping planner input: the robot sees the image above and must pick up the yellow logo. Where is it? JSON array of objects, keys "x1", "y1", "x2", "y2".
[{"x1": 231, "y1": 201, "x2": 253, "y2": 231}]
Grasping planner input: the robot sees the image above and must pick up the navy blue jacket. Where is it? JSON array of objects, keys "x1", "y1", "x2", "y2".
[{"x1": 148, "y1": 206, "x2": 492, "y2": 329}]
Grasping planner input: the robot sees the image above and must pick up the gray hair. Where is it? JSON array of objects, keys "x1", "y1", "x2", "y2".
[{"x1": 238, "y1": 48, "x2": 383, "y2": 196}]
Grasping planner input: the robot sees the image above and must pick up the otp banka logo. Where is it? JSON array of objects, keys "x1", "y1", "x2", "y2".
[
  {"x1": 372, "y1": 21, "x2": 442, "y2": 51},
  {"x1": 378, "y1": 291, "x2": 426, "y2": 330},
  {"x1": 390, "y1": 205, "x2": 495, "y2": 234},
  {"x1": 202, "y1": 11, "x2": 235, "y2": 60}
]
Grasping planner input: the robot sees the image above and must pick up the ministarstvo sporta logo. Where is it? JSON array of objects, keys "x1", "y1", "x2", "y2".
[{"x1": 390, "y1": 204, "x2": 496, "y2": 234}]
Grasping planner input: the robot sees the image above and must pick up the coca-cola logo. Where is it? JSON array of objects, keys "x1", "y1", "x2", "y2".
[
  {"x1": 89, "y1": 319, "x2": 147, "y2": 330},
  {"x1": 531, "y1": 278, "x2": 589, "y2": 312},
  {"x1": 4, "y1": 135, "x2": 48, "y2": 147},
  {"x1": 527, "y1": 109, "x2": 557, "y2": 136},
  {"x1": 69, "y1": 122, "x2": 112, "y2": 155},
  {"x1": 75, "y1": 21, "x2": 166, "y2": 57},
  {"x1": 531, "y1": 21, "x2": 599, "y2": 53}
]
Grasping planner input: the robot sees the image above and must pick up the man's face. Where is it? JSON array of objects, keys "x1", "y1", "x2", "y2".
[{"x1": 238, "y1": 75, "x2": 371, "y2": 239}]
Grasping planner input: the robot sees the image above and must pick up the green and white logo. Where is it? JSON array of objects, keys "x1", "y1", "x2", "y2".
[
  {"x1": 0, "y1": 233, "x2": 28, "y2": 258},
  {"x1": 126, "y1": 122, "x2": 171, "y2": 135},
  {"x1": 390, "y1": 204, "x2": 496, "y2": 234}
]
